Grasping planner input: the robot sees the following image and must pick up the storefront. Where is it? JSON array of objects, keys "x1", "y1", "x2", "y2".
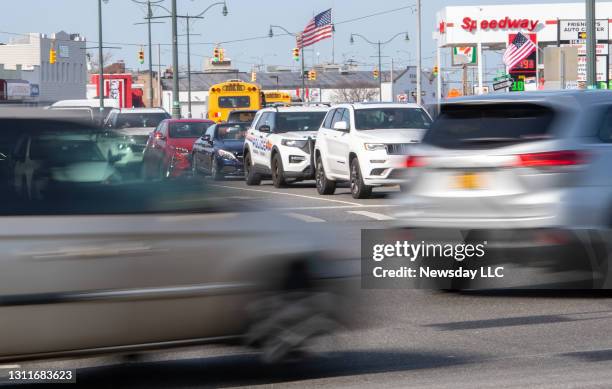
[{"x1": 435, "y1": 2, "x2": 612, "y2": 99}]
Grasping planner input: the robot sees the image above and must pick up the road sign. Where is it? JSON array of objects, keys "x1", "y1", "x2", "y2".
[
  {"x1": 493, "y1": 79, "x2": 513, "y2": 90},
  {"x1": 493, "y1": 74, "x2": 512, "y2": 82}
]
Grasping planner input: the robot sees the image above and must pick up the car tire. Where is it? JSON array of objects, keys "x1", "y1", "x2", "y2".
[
  {"x1": 350, "y1": 158, "x2": 372, "y2": 199},
  {"x1": 245, "y1": 152, "x2": 261, "y2": 186},
  {"x1": 271, "y1": 153, "x2": 287, "y2": 188},
  {"x1": 315, "y1": 155, "x2": 335, "y2": 195},
  {"x1": 211, "y1": 159, "x2": 224, "y2": 181}
]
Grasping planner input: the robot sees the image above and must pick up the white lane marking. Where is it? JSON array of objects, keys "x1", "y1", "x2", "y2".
[
  {"x1": 278, "y1": 204, "x2": 399, "y2": 211},
  {"x1": 348, "y1": 210, "x2": 396, "y2": 221},
  {"x1": 284, "y1": 213, "x2": 327, "y2": 223},
  {"x1": 210, "y1": 184, "x2": 364, "y2": 206}
]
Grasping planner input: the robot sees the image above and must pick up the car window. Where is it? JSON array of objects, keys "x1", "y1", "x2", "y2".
[
  {"x1": 219, "y1": 96, "x2": 250, "y2": 109},
  {"x1": 341, "y1": 109, "x2": 351, "y2": 127},
  {"x1": 274, "y1": 112, "x2": 326, "y2": 133},
  {"x1": 354, "y1": 108, "x2": 432, "y2": 130},
  {"x1": 257, "y1": 112, "x2": 273, "y2": 131},
  {"x1": 323, "y1": 109, "x2": 336, "y2": 129},
  {"x1": 423, "y1": 103, "x2": 555, "y2": 149},
  {"x1": 330, "y1": 109, "x2": 345, "y2": 129},
  {"x1": 227, "y1": 111, "x2": 256, "y2": 123},
  {"x1": 113, "y1": 112, "x2": 169, "y2": 129},
  {"x1": 205, "y1": 125, "x2": 216, "y2": 139},
  {"x1": 169, "y1": 122, "x2": 212, "y2": 138},
  {"x1": 597, "y1": 108, "x2": 612, "y2": 143},
  {"x1": 216, "y1": 124, "x2": 248, "y2": 140}
]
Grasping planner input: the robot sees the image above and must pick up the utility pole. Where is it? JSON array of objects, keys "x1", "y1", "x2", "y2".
[
  {"x1": 586, "y1": 0, "x2": 597, "y2": 88},
  {"x1": 171, "y1": 0, "x2": 180, "y2": 118},
  {"x1": 158, "y1": 43, "x2": 162, "y2": 107},
  {"x1": 390, "y1": 58, "x2": 394, "y2": 102},
  {"x1": 98, "y1": 0, "x2": 105, "y2": 112},
  {"x1": 146, "y1": 1, "x2": 154, "y2": 106},
  {"x1": 378, "y1": 41, "x2": 382, "y2": 102},
  {"x1": 186, "y1": 16, "x2": 192, "y2": 117},
  {"x1": 301, "y1": 45, "x2": 306, "y2": 101},
  {"x1": 416, "y1": 0, "x2": 422, "y2": 105}
]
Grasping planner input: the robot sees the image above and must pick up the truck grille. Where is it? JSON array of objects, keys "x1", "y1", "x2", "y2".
[{"x1": 386, "y1": 143, "x2": 413, "y2": 155}]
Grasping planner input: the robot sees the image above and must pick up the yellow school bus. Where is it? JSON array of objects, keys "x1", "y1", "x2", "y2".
[
  {"x1": 208, "y1": 80, "x2": 263, "y2": 123},
  {"x1": 264, "y1": 91, "x2": 292, "y2": 105}
]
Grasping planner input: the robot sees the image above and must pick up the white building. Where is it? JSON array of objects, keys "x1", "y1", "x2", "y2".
[
  {"x1": 0, "y1": 31, "x2": 87, "y2": 103},
  {"x1": 435, "y1": 2, "x2": 612, "y2": 96}
]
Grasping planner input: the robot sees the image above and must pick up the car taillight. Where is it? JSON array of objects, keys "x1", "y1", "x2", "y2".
[
  {"x1": 406, "y1": 155, "x2": 426, "y2": 168},
  {"x1": 515, "y1": 150, "x2": 588, "y2": 167}
]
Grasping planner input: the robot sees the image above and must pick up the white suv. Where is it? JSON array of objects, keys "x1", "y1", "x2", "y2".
[
  {"x1": 243, "y1": 106, "x2": 328, "y2": 187},
  {"x1": 314, "y1": 103, "x2": 432, "y2": 199}
]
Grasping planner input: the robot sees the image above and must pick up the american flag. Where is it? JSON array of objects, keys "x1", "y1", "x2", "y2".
[
  {"x1": 503, "y1": 32, "x2": 536, "y2": 70},
  {"x1": 297, "y1": 9, "x2": 333, "y2": 49}
]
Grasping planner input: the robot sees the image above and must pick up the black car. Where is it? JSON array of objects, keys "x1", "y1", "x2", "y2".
[{"x1": 191, "y1": 122, "x2": 248, "y2": 180}]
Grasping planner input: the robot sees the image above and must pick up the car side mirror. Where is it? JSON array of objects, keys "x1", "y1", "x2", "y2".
[
  {"x1": 333, "y1": 121, "x2": 349, "y2": 131},
  {"x1": 154, "y1": 133, "x2": 166, "y2": 141},
  {"x1": 258, "y1": 125, "x2": 271, "y2": 133},
  {"x1": 203, "y1": 134, "x2": 212, "y2": 143}
]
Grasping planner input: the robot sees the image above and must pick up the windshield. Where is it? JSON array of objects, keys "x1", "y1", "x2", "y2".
[
  {"x1": 219, "y1": 96, "x2": 251, "y2": 109},
  {"x1": 113, "y1": 112, "x2": 169, "y2": 128},
  {"x1": 227, "y1": 111, "x2": 256, "y2": 123},
  {"x1": 354, "y1": 108, "x2": 432, "y2": 130},
  {"x1": 275, "y1": 112, "x2": 326, "y2": 132},
  {"x1": 169, "y1": 122, "x2": 212, "y2": 138},
  {"x1": 216, "y1": 123, "x2": 248, "y2": 140},
  {"x1": 30, "y1": 139, "x2": 105, "y2": 164},
  {"x1": 423, "y1": 103, "x2": 556, "y2": 149}
]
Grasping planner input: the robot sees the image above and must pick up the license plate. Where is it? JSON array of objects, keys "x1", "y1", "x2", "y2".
[{"x1": 454, "y1": 172, "x2": 483, "y2": 189}]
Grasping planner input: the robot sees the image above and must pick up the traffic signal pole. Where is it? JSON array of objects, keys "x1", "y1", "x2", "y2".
[
  {"x1": 301, "y1": 46, "x2": 306, "y2": 101},
  {"x1": 186, "y1": 16, "x2": 192, "y2": 117}
]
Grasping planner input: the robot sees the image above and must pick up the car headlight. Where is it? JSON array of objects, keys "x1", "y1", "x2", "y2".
[
  {"x1": 364, "y1": 143, "x2": 386, "y2": 151},
  {"x1": 281, "y1": 139, "x2": 308, "y2": 148},
  {"x1": 117, "y1": 143, "x2": 128, "y2": 150},
  {"x1": 218, "y1": 149, "x2": 237, "y2": 160}
]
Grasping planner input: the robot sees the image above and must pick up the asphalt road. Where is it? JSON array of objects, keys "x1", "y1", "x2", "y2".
[{"x1": 6, "y1": 178, "x2": 612, "y2": 388}]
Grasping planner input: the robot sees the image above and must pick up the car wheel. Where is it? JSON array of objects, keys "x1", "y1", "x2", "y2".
[
  {"x1": 211, "y1": 159, "x2": 224, "y2": 181},
  {"x1": 350, "y1": 158, "x2": 372, "y2": 199},
  {"x1": 271, "y1": 153, "x2": 287, "y2": 188},
  {"x1": 245, "y1": 152, "x2": 261, "y2": 186},
  {"x1": 315, "y1": 155, "x2": 335, "y2": 195}
]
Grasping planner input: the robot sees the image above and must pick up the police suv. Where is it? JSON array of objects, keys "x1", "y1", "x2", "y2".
[{"x1": 243, "y1": 106, "x2": 328, "y2": 187}]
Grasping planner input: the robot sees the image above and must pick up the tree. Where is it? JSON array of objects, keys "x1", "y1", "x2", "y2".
[
  {"x1": 87, "y1": 51, "x2": 114, "y2": 73},
  {"x1": 330, "y1": 88, "x2": 378, "y2": 103}
]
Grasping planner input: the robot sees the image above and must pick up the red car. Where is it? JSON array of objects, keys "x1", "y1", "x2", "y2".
[{"x1": 142, "y1": 119, "x2": 214, "y2": 179}]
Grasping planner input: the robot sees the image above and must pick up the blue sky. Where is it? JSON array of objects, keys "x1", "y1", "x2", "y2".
[{"x1": 1, "y1": 0, "x2": 582, "y2": 73}]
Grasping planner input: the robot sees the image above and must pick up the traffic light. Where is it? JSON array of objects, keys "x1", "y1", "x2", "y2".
[
  {"x1": 213, "y1": 47, "x2": 220, "y2": 62},
  {"x1": 251, "y1": 71, "x2": 256, "y2": 82},
  {"x1": 138, "y1": 48, "x2": 145, "y2": 64},
  {"x1": 49, "y1": 47, "x2": 56, "y2": 64},
  {"x1": 373, "y1": 68, "x2": 379, "y2": 79},
  {"x1": 293, "y1": 47, "x2": 300, "y2": 62},
  {"x1": 433, "y1": 65, "x2": 439, "y2": 76},
  {"x1": 219, "y1": 48, "x2": 225, "y2": 62},
  {"x1": 308, "y1": 69, "x2": 317, "y2": 81}
]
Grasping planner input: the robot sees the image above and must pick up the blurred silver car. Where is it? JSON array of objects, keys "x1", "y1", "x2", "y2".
[
  {"x1": 0, "y1": 110, "x2": 357, "y2": 364},
  {"x1": 395, "y1": 91, "x2": 612, "y2": 288}
]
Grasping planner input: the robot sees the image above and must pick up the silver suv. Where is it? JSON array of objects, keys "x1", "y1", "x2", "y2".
[{"x1": 395, "y1": 91, "x2": 612, "y2": 288}]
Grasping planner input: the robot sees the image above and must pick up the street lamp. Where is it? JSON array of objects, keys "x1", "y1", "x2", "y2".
[
  {"x1": 269, "y1": 25, "x2": 305, "y2": 101},
  {"x1": 148, "y1": 1, "x2": 228, "y2": 118},
  {"x1": 350, "y1": 32, "x2": 409, "y2": 102}
]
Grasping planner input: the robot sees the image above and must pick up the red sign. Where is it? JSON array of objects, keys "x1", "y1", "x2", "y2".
[
  {"x1": 461, "y1": 17, "x2": 539, "y2": 33},
  {"x1": 508, "y1": 33, "x2": 537, "y2": 74}
]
